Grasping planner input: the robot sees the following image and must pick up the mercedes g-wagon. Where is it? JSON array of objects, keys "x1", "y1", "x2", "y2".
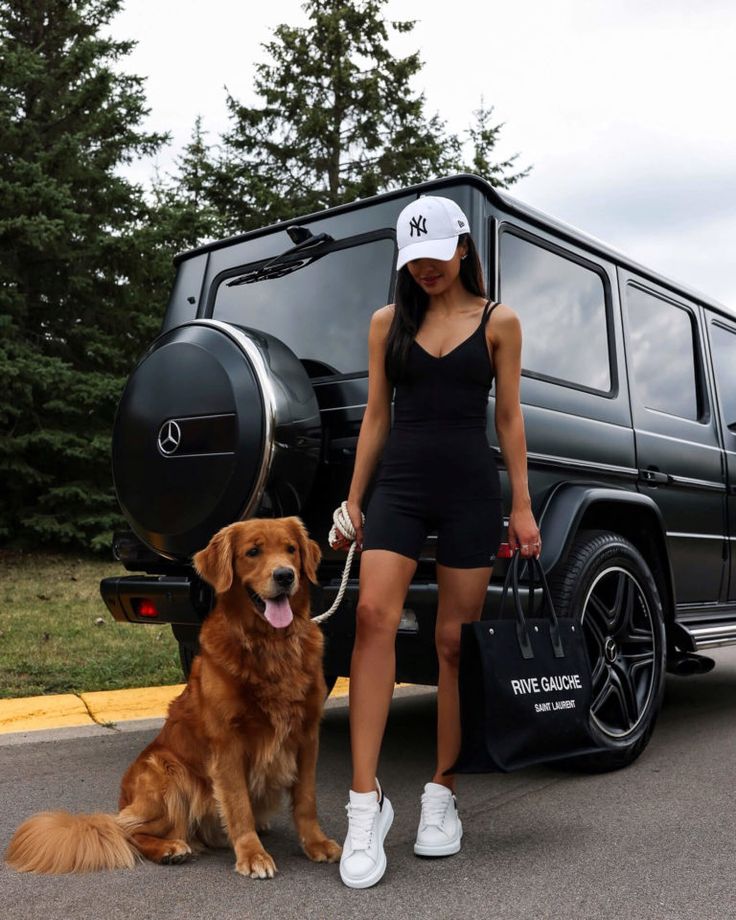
[{"x1": 101, "y1": 173, "x2": 736, "y2": 771}]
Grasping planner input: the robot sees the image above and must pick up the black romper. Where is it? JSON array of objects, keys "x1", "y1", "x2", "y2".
[{"x1": 362, "y1": 299, "x2": 505, "y2": 568}]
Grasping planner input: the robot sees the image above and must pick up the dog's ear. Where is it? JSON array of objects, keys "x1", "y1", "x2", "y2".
[
  {"x1": 192, "y1": 525, "x2": 234, "y2": 594},
  {"x1": 287, "y1": 516, "x2": 322, "y2": 586}
]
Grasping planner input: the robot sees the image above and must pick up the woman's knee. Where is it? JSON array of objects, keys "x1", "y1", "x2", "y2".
[
  {"x1": 355, "y1": 600, "x2": 401, "y2": 642},
  {"x1": 435, "y1": 622, "x2": 463, "y2": 668}
]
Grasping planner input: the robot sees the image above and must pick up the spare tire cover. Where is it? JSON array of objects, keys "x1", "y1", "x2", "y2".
[{"x1": 112, "y1": 320, "x2": 321, "y2": 560}]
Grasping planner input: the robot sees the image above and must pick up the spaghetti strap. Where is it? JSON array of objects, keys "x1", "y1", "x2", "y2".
[{"x1": 482, "y1": 299, "x2": 498, "y2": 325}]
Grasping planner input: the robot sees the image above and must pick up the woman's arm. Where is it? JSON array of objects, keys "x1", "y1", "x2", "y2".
[
  {"x1": 343, "y1": 305, "x2": 394, "y2": 547},
  {"x1": 490, "y1": 304, "x2": 541, "y2": 558}
]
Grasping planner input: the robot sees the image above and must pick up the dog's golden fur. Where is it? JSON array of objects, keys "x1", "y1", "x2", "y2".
[{"x1": 5, "y1": 516, "x2": 341, "y2": 877}]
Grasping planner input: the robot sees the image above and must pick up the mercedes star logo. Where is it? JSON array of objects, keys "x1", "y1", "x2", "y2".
[{"x1": 157, "y1": 420, "x2": 182, "y2": 456}]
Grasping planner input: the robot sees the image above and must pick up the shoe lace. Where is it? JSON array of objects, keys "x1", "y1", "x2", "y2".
[
  {"x1": 420, "y1": 791, "x2": 450, "y2": 828},
  {"x1": 345, "y1": 801, "x2": 378, "y2": 851}
]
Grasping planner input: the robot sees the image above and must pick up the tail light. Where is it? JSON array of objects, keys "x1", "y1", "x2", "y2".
[{"x1": 134, "y1": 599, "x2": 159, "y2": 618}]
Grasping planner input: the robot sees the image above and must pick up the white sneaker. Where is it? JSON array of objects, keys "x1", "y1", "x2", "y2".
[
  {"x1": 413, "y1": 782, "x2": 463, "y2": 857},
  {"x1": 339, "y1": 778, "x2": 394, "y2": 889}
]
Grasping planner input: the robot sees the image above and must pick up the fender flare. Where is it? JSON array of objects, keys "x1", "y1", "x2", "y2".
[{"x1": 535, "y1": 481, "x2": 676, "y2": 625}]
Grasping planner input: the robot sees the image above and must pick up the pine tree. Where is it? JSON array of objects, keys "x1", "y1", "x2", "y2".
[
  {"x1": 208, "y1": 0, "x2": 463, "y2": 233},
  {"x1": 0, "y1": 0, "x2": 168, "y2": 552},
  {"x1": 463, "y1": 97, "x2": 531, "y2": 188},
  {"x1": 152, "y1": 115, "x2": 224, "y2": 251}
]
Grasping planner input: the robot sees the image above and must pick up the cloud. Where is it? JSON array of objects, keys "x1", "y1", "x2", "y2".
[{"x1": 512, "y1": 161, "x2": 736, "y2": 312}]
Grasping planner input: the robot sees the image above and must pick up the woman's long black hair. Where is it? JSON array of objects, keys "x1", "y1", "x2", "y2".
[{"x1": 384, "y1": 234, "x2": 487, "y2": 386}]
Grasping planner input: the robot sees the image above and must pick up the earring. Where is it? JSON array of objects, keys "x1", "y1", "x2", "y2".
[{"x1": 461, "y1": 254, "x2": 467, "y2": 260}]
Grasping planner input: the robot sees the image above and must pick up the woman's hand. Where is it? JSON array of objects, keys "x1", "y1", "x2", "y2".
[
  {"x1": 333, "y1": 499, "x2": 365, "y2": 552},
  {"x1": 507, "y1": 505, "x2": 541, "y2": 559}
]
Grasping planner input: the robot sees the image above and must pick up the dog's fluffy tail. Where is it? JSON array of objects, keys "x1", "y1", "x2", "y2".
[{"x1": 5, "y1": 811, "x2": 139, "y2": 874}]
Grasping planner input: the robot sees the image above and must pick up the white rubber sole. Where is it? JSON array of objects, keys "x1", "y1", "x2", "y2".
[
  {"x1": 339, "y1": 798, "x2": 394, "y2": 889},
  {"x1": 413, "y1": 823, "x2": 463, "y2": 857}
]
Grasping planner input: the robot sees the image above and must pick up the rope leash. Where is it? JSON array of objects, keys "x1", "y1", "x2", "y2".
[{"x1": 311, "y1": 500, "x2": 364, "y2": 623}]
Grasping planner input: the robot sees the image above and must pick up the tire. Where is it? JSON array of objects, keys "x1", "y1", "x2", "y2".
[
  {"x1": 547, "y1": 528, "x2": 667, "y2": 772},
  {"x1": 112, "y1": 320, "x2": 321, "y2": 560},
  {"x1": 178, "y1": 639, "x2": 199, "y2": 681}
]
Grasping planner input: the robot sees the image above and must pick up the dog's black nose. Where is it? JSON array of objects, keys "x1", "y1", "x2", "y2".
[{"x1": 273, "y1": 567, "x2": 295, "y2": 588}]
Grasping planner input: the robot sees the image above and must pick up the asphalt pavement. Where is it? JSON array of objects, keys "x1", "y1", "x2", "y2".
[{"x1": 2, "y1": 652, "x2": 736, "y2": 920}]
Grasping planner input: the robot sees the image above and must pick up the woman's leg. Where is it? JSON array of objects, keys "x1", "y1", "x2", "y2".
[
  {"x1": 432, "y1": 562, "x2": 494, "y2": 792},
  {"x1": 349, "y1": 548, "x2": 418, "y2": 793}
]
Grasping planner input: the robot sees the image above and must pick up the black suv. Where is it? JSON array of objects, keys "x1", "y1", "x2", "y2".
[{"x1": 101, "y1": 173, "x2": 736, "y2": 770}]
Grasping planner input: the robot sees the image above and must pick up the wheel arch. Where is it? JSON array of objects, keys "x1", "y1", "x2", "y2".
[{"x1": 537, "y1": 483, "x2": 677, "y2": 640}]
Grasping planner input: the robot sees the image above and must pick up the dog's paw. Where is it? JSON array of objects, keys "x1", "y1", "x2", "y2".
[
  {"x1": 160, "y1": 841, "x2": 193, "y2": 865},
  {"x1": 235, "y1": 850, "x2": 277, "y2": 879},
  {"x1": 303, "y1": 836, "x2": 342, "y2": 863}
]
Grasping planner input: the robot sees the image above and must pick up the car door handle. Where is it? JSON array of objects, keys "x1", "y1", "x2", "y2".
[{"x1": 638, "y1": 468, "x2": 671, "y2": 484}]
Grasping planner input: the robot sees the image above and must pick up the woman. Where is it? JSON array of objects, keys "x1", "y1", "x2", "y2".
[{"x1": 336, "y1": 195, "x2": 541, "y2": 889}]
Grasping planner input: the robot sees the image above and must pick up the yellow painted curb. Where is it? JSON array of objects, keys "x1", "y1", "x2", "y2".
[
  {"x1": 331, "y1": 677, "x2": 350, "y2": 698},
  {"x1": 0, "y1": 678, "x2": 356, "y2": 735},
  {"x1": 0, "y1": 694, "x2": 94, "y2": 734},
  {"x1": 81, "y1": 685, "x2": 187, "y2": 724}
]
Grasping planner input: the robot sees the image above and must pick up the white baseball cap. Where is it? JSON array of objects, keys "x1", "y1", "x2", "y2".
[{"x1": 395, "y1": 195, "x2": 470, "y2": 270}]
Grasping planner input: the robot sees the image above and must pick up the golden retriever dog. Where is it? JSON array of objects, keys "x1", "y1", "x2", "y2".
[{"x1": 5, "y1": 516, "x2": 341, "y2": 877}]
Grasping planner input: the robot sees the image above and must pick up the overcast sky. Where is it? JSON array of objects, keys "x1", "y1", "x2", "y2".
[{"x1": 109, "y1": 0, "x2": 736, "y2": 315}]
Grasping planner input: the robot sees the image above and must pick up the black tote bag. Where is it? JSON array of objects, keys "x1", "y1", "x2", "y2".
[{"x1": 447, "y1": 549, "x2": 606, "y2": 774}]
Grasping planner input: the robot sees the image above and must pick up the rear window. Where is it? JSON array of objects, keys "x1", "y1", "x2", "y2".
[{"x1": 212, "y1": 237, "x2": 395, "y2": 377}]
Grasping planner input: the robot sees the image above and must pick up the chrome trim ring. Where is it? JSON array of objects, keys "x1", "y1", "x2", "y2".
[{"x1": 191, "y1": 319, "x2": 277, "y2": 520}]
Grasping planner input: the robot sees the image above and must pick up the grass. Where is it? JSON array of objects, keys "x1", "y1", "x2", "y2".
[{"x1": 0, "y1": 550, "x2": 183, "y2": 699}]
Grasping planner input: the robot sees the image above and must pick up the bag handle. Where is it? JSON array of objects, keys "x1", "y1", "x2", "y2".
[
  {"x1": 490, "y1": 549, "x2": 565, "y2": 660},
  {"x1": 489, "y1": 551, "x2": 532, "y2": 658},
  {"x1": 516, "y1": 554, "x2": 565, "y2": 659}
]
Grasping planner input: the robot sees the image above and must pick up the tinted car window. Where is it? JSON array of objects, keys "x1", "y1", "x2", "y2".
[
  {"x1": 213, "y1": 238, "x2": 395, "y2": 376},
  {"x1": 625, "y1": 286, "x2": 699, "y2": 421},
  {"x1": 710, "y1": 321, "x2": 736, "y2": 433},
  {"x1": 499, "y1": 231, "x2": 611, "y2": 392}
]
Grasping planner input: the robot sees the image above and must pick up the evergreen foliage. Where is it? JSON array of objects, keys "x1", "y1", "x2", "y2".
[
  {"x1": 151, "y1": 115, "x2": 225, "y2": 249},
  {"x1": 0, "y1": 0, "x2": 168, "y2": 552},
  {"x1": 196, "y1": 0, "x2": 529, "y2": 235},
  {"x1": 465, "y1": 97, "x2": 531, "y2": 189},
  {"x1": 1, "y1": 0, "x2": 531, "y2": 554}
]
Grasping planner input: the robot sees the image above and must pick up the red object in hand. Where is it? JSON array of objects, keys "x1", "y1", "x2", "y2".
[{"x1": 496, "y1": 542, "x2": 514, "y2": 558}]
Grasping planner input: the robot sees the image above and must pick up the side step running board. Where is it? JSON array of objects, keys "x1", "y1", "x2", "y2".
[{"x1": 681, "y1": 622, "x2": 736, "y2": 650}]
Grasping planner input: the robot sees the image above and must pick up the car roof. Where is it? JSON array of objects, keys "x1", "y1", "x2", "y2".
[{"x1": 174, "y1": 172, "x2": 735, "y2": 322}]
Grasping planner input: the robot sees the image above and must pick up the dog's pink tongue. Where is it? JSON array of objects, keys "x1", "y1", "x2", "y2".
[{"x1": 264, "y1": 594, "x2": 293, "y2": 629}]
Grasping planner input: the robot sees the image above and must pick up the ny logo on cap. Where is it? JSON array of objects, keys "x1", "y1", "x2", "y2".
[{"x1": 409, "y1": 215, "x2": 428, "y2": 237}]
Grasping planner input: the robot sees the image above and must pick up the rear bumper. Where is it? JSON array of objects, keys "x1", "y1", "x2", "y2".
[
  {"x1": 100, "y1": 575, "x2": 212, "y2": 625},
  {"x1": 98, "y1": 569, "x2": 507, "y2": 686}
]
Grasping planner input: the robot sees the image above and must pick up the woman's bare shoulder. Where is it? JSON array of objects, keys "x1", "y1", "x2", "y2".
[
  {"x1": 488, "y1": 302, "x2": 521, "y2": 345},
  {"x1": 370, "y1": 303, "x2": 395, "y2": 335},
  {"x1": 489, "y1": 302, "x2": 521, "y2": 329},
  {"x1": 374, "y1": 302, "x2": 395, "y2": 321},
  {"x1": 491, "y1": 301, "x2": 518, "y2": 320}
]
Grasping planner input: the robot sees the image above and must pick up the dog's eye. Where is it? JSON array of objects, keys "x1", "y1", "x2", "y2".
[
  {"x1": 286, "y1": 544, "x2": 296, "y2": 554},
  {"x1": 245, "y1": 547, "x2": 260, "y2": 557}
]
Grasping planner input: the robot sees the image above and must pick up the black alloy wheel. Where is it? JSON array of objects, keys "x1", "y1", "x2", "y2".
[{"x1": 547, "y1": 529, "x2": 667, "y2": 772}]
